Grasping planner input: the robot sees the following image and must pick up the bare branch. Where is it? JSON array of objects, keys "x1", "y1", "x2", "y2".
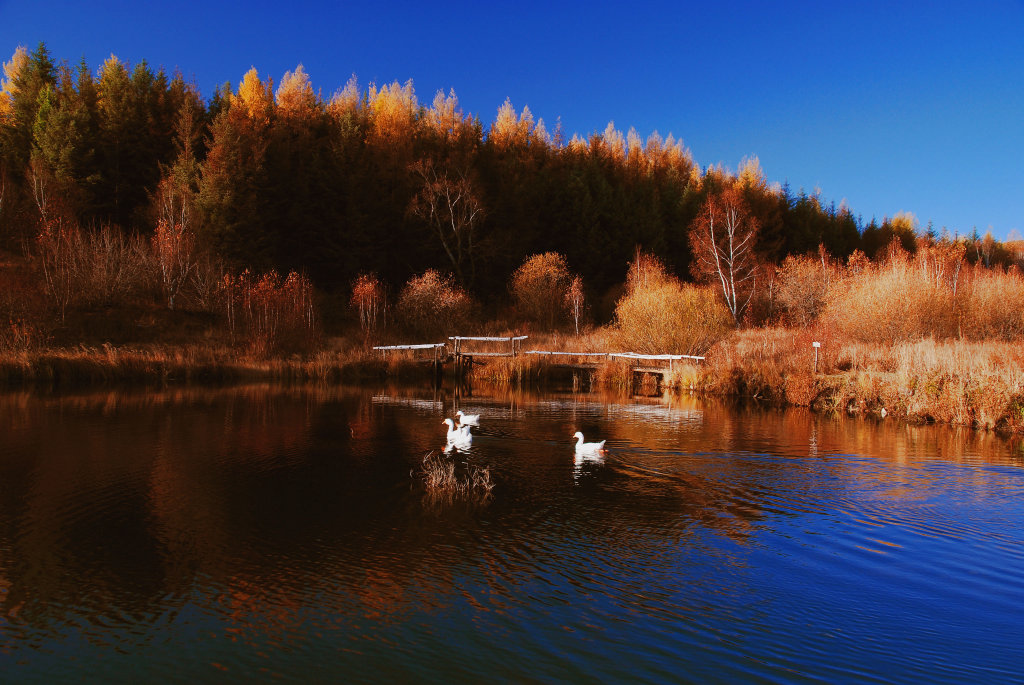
[{"x1": 408, "y1": 158, "x2": 484, "y2": 287}]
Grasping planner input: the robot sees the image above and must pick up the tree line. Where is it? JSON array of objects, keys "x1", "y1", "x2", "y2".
[{"x1": 1, "y1": 43, "x2": 1014, "y2": 318}]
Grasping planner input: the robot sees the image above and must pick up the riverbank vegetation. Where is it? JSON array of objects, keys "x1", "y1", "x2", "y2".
[{"x1": 3, "y1": 43, "x2": 1024, "y2": 431}]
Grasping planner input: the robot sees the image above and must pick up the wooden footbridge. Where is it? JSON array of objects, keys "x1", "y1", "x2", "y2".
[{"x1": 373, "y1": 335, "x2": 704, "y2": 386}]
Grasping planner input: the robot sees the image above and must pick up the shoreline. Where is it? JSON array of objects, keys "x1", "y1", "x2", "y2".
[{"x1": 4, "y1": 338, "x2": 1023, "y2": 435}]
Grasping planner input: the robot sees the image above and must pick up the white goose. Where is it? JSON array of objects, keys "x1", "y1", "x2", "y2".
[
  {"x1": 455, "y1": 410, "x2": 480, "y2": 426},
  {"x1": 443, "y1": 418, "x2": 473, "y2": 446},
  {"x1": 573, "y1": 431, "x2": 605, "y2": 455}
]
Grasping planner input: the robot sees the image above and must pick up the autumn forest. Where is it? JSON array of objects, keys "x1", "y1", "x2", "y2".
[
  {"x1": 4, "y1": 42, "x2": 1024, "y2": 432},
  {"x1": 6, "y1": 43, "x2": 1004, "y2": 298}
]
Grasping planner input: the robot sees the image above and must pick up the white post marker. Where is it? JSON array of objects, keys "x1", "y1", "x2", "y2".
[{"x1": 812, "y1": 341, "x2": 821, "y2": 373}]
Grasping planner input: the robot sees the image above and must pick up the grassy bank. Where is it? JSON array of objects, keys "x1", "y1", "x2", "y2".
[
  {"x1": 3, "y1": 332, "x2": 1024, "y2": 434},
  {"x1": 0, "y1": 344, "x2": 399, "y2": 388},
  {"x1": 455, "y1": 328, "x2": 1024, "y2": 433},
  {"x1": 689, "y1": 330, "x2": 1024, "y2": 432},
  {"x1": 5, "y1": 240, "x2": 1024, "y2": 433}
]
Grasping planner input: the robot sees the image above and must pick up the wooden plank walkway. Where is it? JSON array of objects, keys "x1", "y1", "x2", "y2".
[{"x1": 371, "y1": 336, "x2": 705, "y2": 384}]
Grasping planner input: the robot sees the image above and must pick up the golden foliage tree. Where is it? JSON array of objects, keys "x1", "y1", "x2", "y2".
[
  {"x1": 327, "y1": 75, "x2": 360, "y2": 119},
  {"x1": 600, "y1": 122, "x2": 626, "y2": 162},
  {"x1": 489, "y1": 98, "x2": 535, "y2": 149},
  {"x1": 235, "y1": 67, "x2": 274, "y2": 127},
  {"x1": 276, "y1": 64, "x2": 317, "y2": 118},
  {"x1": 427, "y1": 89, "x2": 470, "y2": 142},
  {"x1": 367, "y1": 80, "x2": 417, "y2": 146},
  {"x1": 0, "y1": 45, "x2": 28, "y2": 123}
]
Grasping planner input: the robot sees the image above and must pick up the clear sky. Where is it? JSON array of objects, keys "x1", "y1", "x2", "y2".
[{"x1": 2, "y1": 0, "x2": 1022, "y2": 240}]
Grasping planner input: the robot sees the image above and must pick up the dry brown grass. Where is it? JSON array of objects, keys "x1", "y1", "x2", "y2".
[
  {"x1": 0, "y1": 338, "x2": 400, "y2": 388},
  {"x1": 700, "y1": 329, "x2": 1024, "y2": 431}
]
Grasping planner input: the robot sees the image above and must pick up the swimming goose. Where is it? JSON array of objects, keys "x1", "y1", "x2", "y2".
[
  {"x1": 573, "y1": 431, "x2": 605, "y2": 454},
  {"x1": 455, "y1": 410, "x2": 480, "y2": 426},
  {"x1": 443, "y1": 418, "x2": 473, "y2": 446}
]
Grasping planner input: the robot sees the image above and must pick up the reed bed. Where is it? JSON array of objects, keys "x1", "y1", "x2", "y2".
[{"x1": 420, "y1": 451, "x2": 494, "y2": 497}]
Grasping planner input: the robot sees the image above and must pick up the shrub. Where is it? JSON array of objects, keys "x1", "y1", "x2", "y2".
[
  {"x1": 615, "y1": 279, "x2": 731, "y2": 355},
  {"x1": 35, "y1": 219, "x2": 81, "y2": 320},
  {"x1": 510, "y1": 252, "x2": 570, "y2": 329},
  {"x1": 625, "y1": 249, "x2": 671, "y2": 294},
  {"x1": 821, "y1": 246, "x2": 955, "y2": 343},
  {"x1": 87, "y1": 224, "x2": 153, "y2": 307},
  {"x1": 0, "y1": 257, "x2": 48, "y2": 351},
  {"x1": 189, "y1": 253, "x2": 227, "y2": 313},
  {"x1": 222, "y1": 270, "x2": 319, "y2": 357},
  {"x1": 959, "y1": 266, "x2": 1024, "y2": 341},
  {"x1": 395, "y1": 269, "x2": 474, "y2": 338},
  {"x1": 776, "y1": 251, "x2": 834, "y2": 327},
  {"x1": 35, "y1": 221, "x2": 152, "y2": 319},
  {"x1": 152, "y1": 219, "x2": 197, "y2": 310}
]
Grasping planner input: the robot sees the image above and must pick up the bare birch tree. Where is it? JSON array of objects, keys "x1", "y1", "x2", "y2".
[
  {"x1": 408, "y1": 159, "x2": 484, "y2": 287},
  {"x1": 29, "y1": 155, "x2": 51, "y2": 223},
  {"x1": 688, "y1": 187, "x2": 760, "y2": 326},
  {"x1": 564, "y1": 274, "x2": 585, "y2": 335},
  {"x1": 0, "y1": 163, "x2": 7, "y2": 221},
  {"x1": 152, "y1": 219, "x2": 196, "y2": 310}
]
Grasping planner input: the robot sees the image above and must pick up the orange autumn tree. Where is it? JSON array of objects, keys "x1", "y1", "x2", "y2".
[
  {"x1": 350, "y1": 272, "x2": 386, "y2": 343},
  {"x1": 689, "y1": 186, "x2": 760, "y2": 326}
]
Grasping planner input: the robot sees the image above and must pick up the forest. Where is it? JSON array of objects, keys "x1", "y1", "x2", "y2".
[
  {"x1": 5, "y1": 42, "x2": 1012, "y2": 305},
  {"x1": 5, "y1": 42, "x2": 1024, "y2": 432}
]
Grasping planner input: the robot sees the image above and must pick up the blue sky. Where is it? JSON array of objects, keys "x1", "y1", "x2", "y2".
[{"x1": 2, "y1": 0, "x2": 1022, "y2": 239}]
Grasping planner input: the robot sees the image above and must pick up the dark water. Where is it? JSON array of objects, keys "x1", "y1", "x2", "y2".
[{"x1": 1, "y1": 384, "x2": 1023, "y2": 683}]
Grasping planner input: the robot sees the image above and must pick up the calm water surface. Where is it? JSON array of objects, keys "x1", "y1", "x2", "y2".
[{"x1": 1, "y1": 383, "x2": 1023, "y2": 683}]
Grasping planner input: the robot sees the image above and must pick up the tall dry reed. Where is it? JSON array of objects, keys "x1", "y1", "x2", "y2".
[{"x1": 420, "y1": 451, "x2": 494, "y2": 497}]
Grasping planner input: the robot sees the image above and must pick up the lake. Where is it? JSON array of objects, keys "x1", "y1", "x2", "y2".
[{"x1": 1, "y1": 383, "x2": 1022, "y2": 683}]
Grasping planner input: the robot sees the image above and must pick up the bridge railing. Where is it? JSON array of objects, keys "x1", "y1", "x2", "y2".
[
  {"x1": 448, "y1": 335, "x2": 528, "y2": 358},
  {"x1": 370, "y1": 341, "x2": 704, "y2": 372},
  {"x1": 372, "y1": 343, "x2": 447, "y2": 351}
]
